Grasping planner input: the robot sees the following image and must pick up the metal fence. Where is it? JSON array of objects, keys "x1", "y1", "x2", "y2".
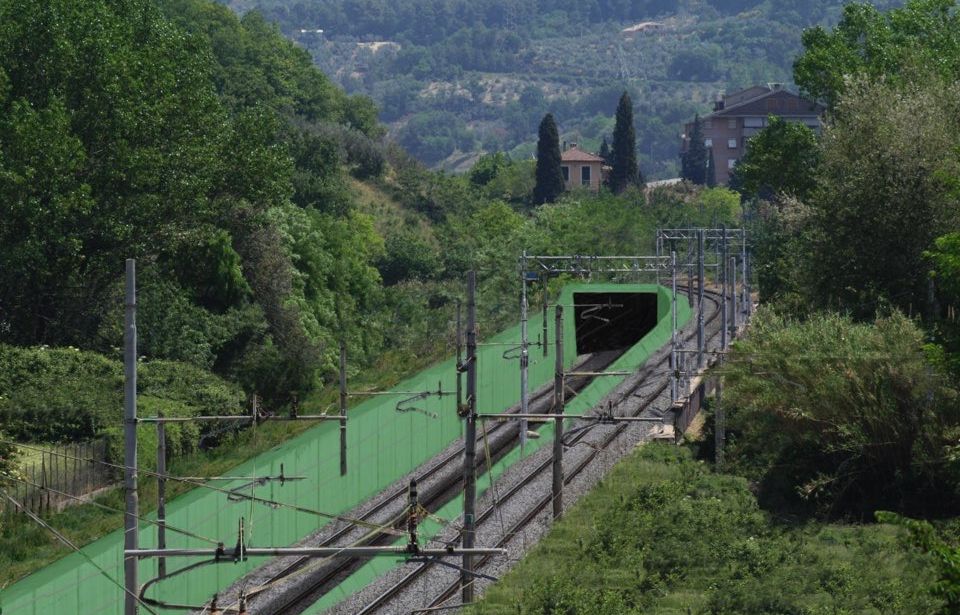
[{"x1": 2, "y1": 439, "x2": 117, "y2": 517}]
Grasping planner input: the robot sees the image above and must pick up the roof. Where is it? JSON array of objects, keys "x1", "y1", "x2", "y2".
[
  {"x1": 699, "y1": 86, "x2": 825, "y2": 121},
  {"x1": 561, "y1": 146, "x2": 605, "y2": 163}
]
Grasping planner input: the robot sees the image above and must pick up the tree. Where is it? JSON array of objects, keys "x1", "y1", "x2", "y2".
[
  {"x1": 681, "y1": 114, "x2": 707, "y2": 185},
  {"x1": 706, "y1": 147, "x2": 717, "y2": 187},
  {"x1": 598, "y1": 137, "x2": 611, "y2": 164},
  {"x1": 729, "y1": 116, "x2": 820, "y2": 201},
  {"x1": 724, "y1": 309, "x2": 960, "y2": 517},
  {"x1": 533, "y1": 113, "x2": 564, "y2": 204},
  {"x1": 610, "y1": 92, "x2": 640, "y2": 193},
  {"x1": 805, "y1": 74, "x2": 960, "y2": 318},
  {"x1": 794, "y1": 0, "x2": 960, "y2": 107}
]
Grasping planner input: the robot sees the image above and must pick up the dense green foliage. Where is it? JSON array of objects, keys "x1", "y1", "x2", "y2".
[
  {"x1": 238, "y1": 0, "x2": 904, "y2": 176},
  {"x1": 609, "y1": 92, "x2": 640, "y2": 193},
  {"x1": 476, "y1": 445, "x2": 941, "y2": 614},
  {"x1": 758, "y1": 73, "x2": 960, "y2": 316},
  {"x1": 533, "y1": 114, "x2": 563, "y2": 205},
  {"x1": 721, "y1": 310, "x2": 960, "y2": 517},
  {"x1": 794, "y1": 0, "x2": 960, "y2": 107},
  {"x1": 0, "y1": 345, "x2": 245, "y2": 458},
  {"x1": 730, "y1": 116, "x2": 820, "y2": 201},
  {"x1": 0, "y1": 0, "x2": 395, "y2": 425},
  {"x1": 878, "y1": 512, "x2": 960, "y2": 611}
]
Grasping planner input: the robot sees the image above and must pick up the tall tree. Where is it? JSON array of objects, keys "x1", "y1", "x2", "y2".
[
  {"x1": 682, "y1": 114, "x2": 708, "y2": 185},
  {"x1": 729, "y1": 116, "x2": 820, "y2": 201},
  {"x1": 794, "y1": 0, "x2": 960, "y2": 108},
  {"x1": 706, "y1": 147, "x2": 717, "y2": 187},
  {"x1": 610, "y1": 92, "x2": 640, "y2": 193},
  {"x1": 806, "y1": 74, "x2": 960, "y2": 318},
  {"x1": 599, "y1": 136, "x2": 611, "y2": 164},
  {"x1": 533, "y1": 113, "x2": 564, "y2": 204}
]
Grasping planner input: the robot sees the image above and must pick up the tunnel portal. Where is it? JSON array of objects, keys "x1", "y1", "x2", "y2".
[{"x1": 573, "y1": 292, "x2": 659, "y2": 355}]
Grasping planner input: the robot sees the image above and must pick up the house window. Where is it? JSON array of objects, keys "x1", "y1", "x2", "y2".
[
  {"x1": 727, "y1": 138, "x2": 737, "y2": 149},
  {"x1": 704, "y1": 138, "x2": 713, "y2": 148},
  {"x1": 728, "y1": 158, "x2": 737, "y2": 170},
  {"x1": 705, "y1": 119, "x2": 713, "y2": 130},
  {"x1": 727, "y1": 118, "x2": 737, "y2": 129},
  {"x1": 744, "y1": 116, "x2": 764, "y2": 128},
  {"x1": 581, "y1": 165, "x2": 591, "y2": 185},
  {"x1": 561, "y1": 166, "x2": 569, "y2": 182}
]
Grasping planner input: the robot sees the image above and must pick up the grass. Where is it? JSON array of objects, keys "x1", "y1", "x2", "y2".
[{"x1": 472, "y1": 444, "x2": 942, "y2": 615}]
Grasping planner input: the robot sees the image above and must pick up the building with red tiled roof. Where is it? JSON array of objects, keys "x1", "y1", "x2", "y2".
[{"x1": 560, "y1": 144, "x2": 607, "y2": 192}]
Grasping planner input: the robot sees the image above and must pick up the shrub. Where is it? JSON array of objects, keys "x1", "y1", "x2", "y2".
[
  {"x1": 0, "y1": 345, "x2": 245, "y2": 458},
  {"x1": 722, "y1": 308, "x2": 960, "y2": 517}
]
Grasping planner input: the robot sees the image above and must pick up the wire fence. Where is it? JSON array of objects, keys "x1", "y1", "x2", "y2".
[{"x1": 2, "y1": 439, "x2": 117, "y2": 518}]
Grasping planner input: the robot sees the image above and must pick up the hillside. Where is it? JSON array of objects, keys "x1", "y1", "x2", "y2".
[{"x1": 224, "y1": 0, "x2": 904, "y2": 178}]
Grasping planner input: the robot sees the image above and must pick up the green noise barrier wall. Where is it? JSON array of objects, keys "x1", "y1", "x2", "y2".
[{"x1": 1, "y1": 284, "x2": 690, "y2": 614}]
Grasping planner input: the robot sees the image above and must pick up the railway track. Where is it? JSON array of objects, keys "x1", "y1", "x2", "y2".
[
  {"x1": 235, "y1": 341, "x2": 628, "y2": 613},
  {"x1": 354, "y1": 289, "x2": 728, "y2": 614},
  {"x1": 232, "y1": 287, "x2": 730, "y2": 615}
]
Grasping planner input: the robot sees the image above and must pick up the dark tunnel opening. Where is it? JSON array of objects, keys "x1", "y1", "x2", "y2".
[{"x1": 573, "y1": 292, "x2": 659, "y2": 355}]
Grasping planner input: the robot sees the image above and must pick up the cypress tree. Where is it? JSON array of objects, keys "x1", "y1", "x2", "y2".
[
  {"x1": 682, "y1": 114, "x2": 708, "y2": 185},
  {"x1": 610, "y1": 92, "x2": 640, "y2": 193},
  {"x1": 706, "y1": 147, "x2": 717, "y2": 187},
  {"x1": 599, "y1": 136, "x2": 611, "y2": 164},
  {"x1": 533, "y1": 113, "x2": 564, "y2": 204}
]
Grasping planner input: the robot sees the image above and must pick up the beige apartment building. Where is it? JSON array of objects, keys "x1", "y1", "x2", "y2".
[{"x1": 680, "y1": 84, "x2": 826, "y2": 185}]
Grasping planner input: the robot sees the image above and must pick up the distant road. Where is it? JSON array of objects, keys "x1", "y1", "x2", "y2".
[{"x1": 646, "y1": 178, "x2": 682, "y2": 188}]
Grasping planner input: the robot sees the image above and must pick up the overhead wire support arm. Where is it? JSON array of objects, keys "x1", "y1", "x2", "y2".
[
  {"x1": 137, "y1": 414, "x2": 344, "y2": 423},
  {"x1": 395, "y1": 381, "x2": 455, "y2": 418},
  {"x1": 475, "y1": 413, "x2": 664, "y2": 423},
  {"x1": 126, "y1": 546, "x2": 507, "y2": 559}
]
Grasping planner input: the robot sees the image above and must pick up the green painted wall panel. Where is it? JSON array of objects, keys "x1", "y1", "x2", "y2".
[{"x1": 1, "y1": 284, "x2": 689, "y2": 614}]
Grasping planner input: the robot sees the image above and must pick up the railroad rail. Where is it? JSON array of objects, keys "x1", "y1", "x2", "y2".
[
  {"x1": 353, "y1": 288, "x2": 727, "y2": 615},
  {"x1": 226, "y1": 287, "x2": 728, "y2": 615},
  {"x1": 230, "y1": 347, "x2": 628, "y2": 613}
]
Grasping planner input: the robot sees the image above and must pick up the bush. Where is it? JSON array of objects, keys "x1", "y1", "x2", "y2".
[
  {"x1": 722, "y1": 308, "x2": 960, "y2": 517},
  {"x1": 0, "y1": 345, "x2": 245, "y2": 458},
  {"x1": 476, "y1": 444, "x2": 941, "y2": 614}
]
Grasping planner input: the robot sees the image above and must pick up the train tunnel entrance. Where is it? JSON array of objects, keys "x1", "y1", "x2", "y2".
[{"x1": 573, "y1": 292, "x2": 659, "y2": 355}]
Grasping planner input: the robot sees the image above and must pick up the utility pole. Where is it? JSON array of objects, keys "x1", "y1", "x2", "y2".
[
  {"x1": 339, "y1": 339, "x2": 348, "y2": 476},
  {"x1": 742, "y1": 230, "x2": 749, "y2": 316},
  {"x1": 697, "y1": 230, "x2": 705, "y2": 369},
  {"x1": 462, "y1": 271, "x2": 478, "y2": 604},
  {"x1": 720, "y1": 226, "x2": 728, "y2": 350},
  {"x1": 542, "y1": 278, "x2": 549, "y2": 358},
  {"x1": 456, "y1": 300, "x2": 463, "y2": 413},
  {"x1": 519, "y1": 252, "x2": 529, "y2": 452},
  {"x1": 156, "y1": 414, "x2": 167, "y2": 580},
  {"x1": 407, "y1": 479, "x2": 419, "y2": 550},
  {"x1": 123, "y1": 259, "x2": 139, "y2": 615},
  {"x1": 670, "y1": 251, "x2": 678, "y2": 404},
  {"x1": 730, "y1": 256, "x2": 738, "y2": 335},
  {"x1": 655, "y1": 235, "x2": 662, "y2": 286},
  {"x1": 715, "y1": 366, "x2": 725, "y2": 469},
  {"x1": 743, "y1": 229, "x2": 753, "y2": 320},
  {"x1": 551, "y1": 305, "x2": 564, "y2": 520}
]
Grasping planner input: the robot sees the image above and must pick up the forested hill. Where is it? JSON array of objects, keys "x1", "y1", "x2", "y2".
[{"x1": 224, "y1": 0, "x2": 902, "y2": 177}]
